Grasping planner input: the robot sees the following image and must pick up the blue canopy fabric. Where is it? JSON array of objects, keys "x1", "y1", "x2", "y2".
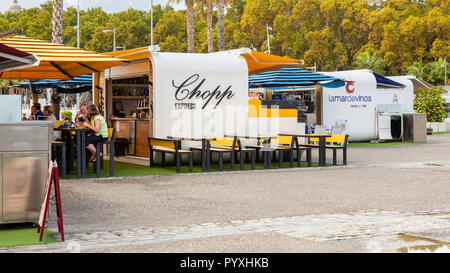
[
  {"x1": 249, "y1": 67, "x2": 346, "y2": 89},
  {"x1": 14, "y1": 74, "x2": 93, "y2": 90},
  {"x1": 373, "y1": 73, "x2": 406, "y2": 88},
  {"x1": 56, "y1": 85, "x2": 92, "y2": 94}
]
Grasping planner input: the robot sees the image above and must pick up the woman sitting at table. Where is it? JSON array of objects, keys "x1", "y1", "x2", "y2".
[
  {"x1": 43, "y1": 105, "x2": 61, "y2": 140},
  {"x1": 82, "y1": 104, "x2": 108, "y2": 162}
]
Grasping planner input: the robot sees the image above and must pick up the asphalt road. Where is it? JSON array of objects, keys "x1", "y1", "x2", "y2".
[{"x1": 49, "y1": 134, "x2": 450, "y2": 253}]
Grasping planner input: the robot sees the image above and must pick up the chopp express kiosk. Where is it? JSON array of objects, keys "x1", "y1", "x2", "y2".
[{"x1": 321, "y1": 70, "x2": 418, "y2": 142}]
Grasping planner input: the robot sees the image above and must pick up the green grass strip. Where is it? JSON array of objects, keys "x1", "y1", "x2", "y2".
[
  {"x1": 66, "y1": 159, "x2": 327, "y2": 179},
  {"x1": 0, "y1": 225, "x2": 58, "y2": 248}
]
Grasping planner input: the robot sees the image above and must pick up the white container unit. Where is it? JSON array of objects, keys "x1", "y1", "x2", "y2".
[{"x1": 321, "y1": 70, "x2": 415, "y2": 142}]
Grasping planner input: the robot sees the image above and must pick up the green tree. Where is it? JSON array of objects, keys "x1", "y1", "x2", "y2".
[
  {"x1": 408, "y1": 61, "x2": 429, "y2": 81},
  {"x1": 428, "y1": 58, "x2": 448, "y2": 85},
  {"x1": 356, "y1": 49, "x2": 386, "y2": 75},
  {"x1": 153, "y1": 11, "x2": 187, "y2": 52},
  {"x1": 414, "y1": 87, "x2": 447, "y2": 122}
]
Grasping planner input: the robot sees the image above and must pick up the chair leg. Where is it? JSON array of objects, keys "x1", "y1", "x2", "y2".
[
  {"x1": 240, "y1": 151, "x2": 245, "y2": 170},
  {"x1": 289, "y1": 149, "x2": 294, "y2": 168},
  {"x1": 297, "y1": 149, "x2": 301, "y2": 167},
  {"x1": 272, "y1": 151, "x2": 276, "y2": 162},
  {"x1": 307, "y1": 149, "x2": 312, "y2": 167},
  {"x1": 150, "y1": 150, "x2": 154, "y2": 167},
  {"x1": 278, "y1": 150, "x2": 283, "y2": 168},
  {"x1": 62, "y1": 144, "x2": 66, "y2": 179},
  {"x1": 333, "y1": 149, "x2": 337, "y2": 166},
  {"x1": 95, "y1": 143, "x2": 101, "y2": 177},
  {"x1": 189, "y1": 153, "x2": 193, "y2": 172},
  {"x1": 230, "y1": 151, "x2": 235, "y2": 171},
  {"x1": 219, "y1": 152, "x2": 223, "y2": 171},
  {"x1": 161, "y1": 152, "x2": 166, "y2": 167},
  {"x1": 100, "y1": 144, "x2": 104, "y2": 170},
  {"x1": 343, "y1": 148, "x2": 347, "y2": 166},
  {"x1": 251, "y1": 150, "x2": 256, "y2": 170},
  {"x1": 262, "y1": 151, "x2": 267, "y2": 169},
  {"x1": 110, "y1": 142, "x2": 114, "y2": 177},
  {"x1": 176, "y1": 153, "x2": 181, "y2": 173},
  {"x1": 267, "y1": 151, "x2": 272, "y2": 169}
]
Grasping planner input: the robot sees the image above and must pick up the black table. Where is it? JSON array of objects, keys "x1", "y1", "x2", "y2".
[
  {"x1": 167, "y1": 136, "x2": 217, "y2": 172},
  {"x1": 281, "y1": 134, "x2": 331, "y2": 166},
  {"x1": 225, "y1": 135, "x2": 273, "y2": 169},
  {"x1": 56, "y1": 128, "x2": 92, "y2": 178}
]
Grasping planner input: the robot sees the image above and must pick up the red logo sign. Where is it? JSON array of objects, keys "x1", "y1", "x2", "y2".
[{"x1": 345, "y1": 81, "x2": 355, "y2": 94}]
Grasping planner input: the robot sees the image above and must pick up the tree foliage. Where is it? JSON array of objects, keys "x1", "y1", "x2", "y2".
[
  {"x1": 414, "y1": 87, "x2": 447, "y2": 122},
  {"x1": 0, "y1": 0, "x2": 448, "y2": 75}
]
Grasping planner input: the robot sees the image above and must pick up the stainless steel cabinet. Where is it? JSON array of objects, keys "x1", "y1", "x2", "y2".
[
  {"x1": 2, "y1": 154, "x2": 48, "y2": 223},
  {"x1": 0, "y1": 156, "x2": 2, "y2": 223},
  {"x1": 0, "y1": 121, "x2": 52, "y2": 224}
]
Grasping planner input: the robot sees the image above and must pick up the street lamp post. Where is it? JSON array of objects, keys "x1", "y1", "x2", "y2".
[
  {"x1": 444, "y1": 58, "x2": 448, "y2": 90},
  {"x1": 77, "y1": 0, "x2": 80, "y2": 49},
  {"x1": 150, "y1": 0, "x2": 154, "y2": 46},
  {"x1": 103, "y1": 28, "x2": 116, "y2": 52},
  {"x1": 76, "y1": 0, "x2": 80, "y2": 109}
]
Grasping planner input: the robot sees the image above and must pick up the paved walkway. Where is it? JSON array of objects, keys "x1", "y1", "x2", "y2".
[
  {"x1": 1, "y1": 209, "x2": 449, "y2": 253},
  {"x1": 2, "y1": 134, "x2": 450, "y2": 253}
]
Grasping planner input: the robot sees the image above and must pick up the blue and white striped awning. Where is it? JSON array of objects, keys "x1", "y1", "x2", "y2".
[{"x1": 249, "y1": 67, "x2": 346, "y2": 90}]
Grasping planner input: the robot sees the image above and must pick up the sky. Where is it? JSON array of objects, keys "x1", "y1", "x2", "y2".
[{"x1": 0, "y1": 0, "x2": 183, "y2": 13}]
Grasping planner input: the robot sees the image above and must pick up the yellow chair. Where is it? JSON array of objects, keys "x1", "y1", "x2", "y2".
[
  {"x1": 191, "y1": 137, "x2": 256, "y2": 171},
  {"x1": 325, "y1": 134, "x2": 349, "y2": 165},
  {"x1": 55, "y1": 120, "x2": 63, "y2": 128},
  {"x1": 148, "y1": 138, "x2": 193, "y2": 173}
]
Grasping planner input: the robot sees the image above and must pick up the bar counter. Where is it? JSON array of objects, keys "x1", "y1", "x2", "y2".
[{"x1": 111, "y1": 117, "x2": 150, "y2": 157}]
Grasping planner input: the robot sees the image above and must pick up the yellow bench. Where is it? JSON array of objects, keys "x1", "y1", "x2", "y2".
[
  {"x1": 301, "y1": 134, "x2": 349, "y2": 165},
  {"x1": 246, "y1": 135, "x2": 312, "y2": 168},
  {"x1": 148, "y1": 138, "x2": 193, "y2": 173},
  {"x1": 191, "y1": 137, "x2": 256, "y2": 171}
]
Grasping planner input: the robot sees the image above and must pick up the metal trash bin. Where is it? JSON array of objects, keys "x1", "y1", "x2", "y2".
[
  {"x1": 114, "y1": 138, "x2": 128, "y2": 156},
  {"x1": 403, "y1": 113, "x2": 427, "y2": 142}
]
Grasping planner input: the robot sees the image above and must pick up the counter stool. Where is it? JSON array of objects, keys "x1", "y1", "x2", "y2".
[
  {"x1": 51, "y1": 141, "x2": 67, "y2": 178},
  {"x1": 93, "y1": 128, "x2": 116, "y2": 177}
]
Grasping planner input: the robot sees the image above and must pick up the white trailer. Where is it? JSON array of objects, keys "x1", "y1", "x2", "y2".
[{"x1": 321, "y1": 70, "x2": 415, "y2": 141}]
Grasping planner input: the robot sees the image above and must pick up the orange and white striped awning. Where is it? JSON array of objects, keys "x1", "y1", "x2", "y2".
[{"x1": 0, "y1": 35, "x2": 124, "y2": 80}]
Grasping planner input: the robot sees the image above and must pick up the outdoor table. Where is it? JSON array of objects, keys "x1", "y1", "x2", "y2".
[
  {"x1": 225, "y1": 135, "x2": 272, "y2": 169},
  {"x1": 55, "y1": 127, "x2": 92, "y2": 178},
  {"x1": 280, "y1": 134, "x2": 331, "y2": 166},
  {"x1": 167, "y1": 136, "x2": 217, "y2": 172}
]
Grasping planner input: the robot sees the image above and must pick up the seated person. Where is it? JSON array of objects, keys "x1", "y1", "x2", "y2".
[
  {"x1": 43, "y1": 105, "x2": 61, "y2": 140},
  {"x1": 75, "y1": 103, "x2": 89, "y2": 126},
  {"x1": 31, "y1": 103, "x2": 45, "y2": 120},
  {"x1": 82, "y1": 105, "x2": 108, "y2": 162},
  {"x1": 43, "y1": 105, "x2": 57, "y2": 121}
]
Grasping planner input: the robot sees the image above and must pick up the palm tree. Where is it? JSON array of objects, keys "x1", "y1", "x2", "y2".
[
  {"x1": 356, "y1": 50, "x2": 385, "y2": 75},
  {"x1": 408, "y1": 61, "x2": 429, "y2": 82},
  {"x1": 52, "y1": 0, "x2": 63, "y2": 44},
  {"x1": 206, "y1": 0, "x2": 214, "y2": 53},
  {"x1": 169, "y1": 0, "x2": 196, "y2": 53},
  {"x1": 217, "y1": 0, "x2": 226, "y2": 51},
  {"x1": 51, "y1": 0, "x2": 64, "y2": 119}
]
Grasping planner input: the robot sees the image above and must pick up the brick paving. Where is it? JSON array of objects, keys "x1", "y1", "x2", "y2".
[{"x1": 1, "y1": 209, "x2": 449, "y2": 253}]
